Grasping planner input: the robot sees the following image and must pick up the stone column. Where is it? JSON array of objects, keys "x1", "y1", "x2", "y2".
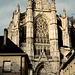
[
  {"x1": 50, "y1": 0, "x2": 60, "y2": 60},
  {"x1": 49, "y1": 0, "x2": 60, "y2": 75},
  {"x1": 26, "y1": 0, "x2": 34, "y2": 60},
  {"x1": 30, "y1": 69, "x2": 33, "y2": 75}
]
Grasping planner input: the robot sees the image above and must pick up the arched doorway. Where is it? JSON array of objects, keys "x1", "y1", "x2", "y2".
[
  {"x1": 34, "y1": 14, "x2": 50, "y2": 57},
  {"x1": 35, "y1": 62, "x2": 47, "y2": 75},
  {"x1": 38, "y1": 65, "x2": 47, "y2": 75}
]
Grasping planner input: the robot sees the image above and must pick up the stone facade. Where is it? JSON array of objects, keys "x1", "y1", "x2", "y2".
[
  {"x1": 0, "y1": 53, "x2": 29, "y2": 75},
  {"x1": 7, "y1": 0, "x2": 75, "y2": 75}
]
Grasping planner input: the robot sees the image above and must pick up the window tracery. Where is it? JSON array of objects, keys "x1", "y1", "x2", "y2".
[
  {"x1": 34, "y1": 16, "x2": 49, "y2": 43},
  {"x1": 34, "y1": 16, "x2": 50, "y2": 56}
]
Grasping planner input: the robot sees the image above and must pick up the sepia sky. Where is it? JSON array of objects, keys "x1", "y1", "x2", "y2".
[{"x1": 0, "y1": 0, "x2": 75, "y2": 35}]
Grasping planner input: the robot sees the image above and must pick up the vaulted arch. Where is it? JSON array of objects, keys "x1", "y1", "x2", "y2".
[
  {"x1": 34, "y1": 62, "x2": 52, "y2": 75},
  {"x1": 35, "y1": 62, "x2": 47, "y2": 75}
]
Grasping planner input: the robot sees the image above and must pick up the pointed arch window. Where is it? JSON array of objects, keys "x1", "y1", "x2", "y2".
[
  {"x1": 34, "y1": 16, "x2": 49, "y2": 43},
  {"x1": 34, "y1": 15, "x2": 50, "y2": 57},
  {"x1": 37, "y1": 65, "x2": 47, "y2": 75}
]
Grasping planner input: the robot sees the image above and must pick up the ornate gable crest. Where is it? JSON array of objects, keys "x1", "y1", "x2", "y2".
[{"x1": 39, "y1": 48, "x2": 48, "y2": 61}]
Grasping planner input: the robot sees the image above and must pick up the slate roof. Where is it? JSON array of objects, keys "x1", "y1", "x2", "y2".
[
  {"x1": 0, "y1": 36, "x2": 24, "y2": 53},
  {"x1": 60, "y1": 51, "x2": 75, "y2": 70}
]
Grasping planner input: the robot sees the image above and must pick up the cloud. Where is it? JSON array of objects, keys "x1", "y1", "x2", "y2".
[
  {"x1": 0, "y1": 0, "x2": 27, "y2": 35},
  {"x1": 0, "y1": 0, "x2": 75, "y2": 35},
  {"x1": 0, "y1": 4, "x2": 17, "y2": 36},
  {"x1": 56, "y1": 2, "x2": 72, "y2": 15},
  {"x1": 0, "y1": 5, "x2": 16, "y2": 19},
  {"x1": 55, "y1": 0, "x2": 75, "y2": 17},
  {"x1": 0, "y1": 18, "x2": 10, "y2": 35}
]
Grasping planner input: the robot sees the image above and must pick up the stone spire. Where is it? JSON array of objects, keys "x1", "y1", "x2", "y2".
[
  {"x1": 51, "y1": 0, "x2": 56, "y2": 10},
  {"x1": 17, "y1": 4, "x2": 20, "y2": 12},
  {"x1": 27, "y1": 0, "x2": 32, "y2": 9},
  {"x1": 63, "y1": 9, "x2": 66, "y2": 18}
]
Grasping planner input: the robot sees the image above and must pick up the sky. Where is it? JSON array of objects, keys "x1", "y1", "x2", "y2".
[{"x1": 0, "y1": 0, "x2": 75, "y2": 36}]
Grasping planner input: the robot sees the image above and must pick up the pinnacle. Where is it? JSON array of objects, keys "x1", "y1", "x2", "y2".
[
  {"x1": 51, "y1": 0, "x2": 55, "y2": 2},
  {"x1": 63, "y1": 9, "x2": 66, "y2": 12},
  {"x1": 27, "y1": 0, "x2": 32, "y2": 8},
  {"x1": 16, "y1": 3, "x2": 20, "y2": 12}
]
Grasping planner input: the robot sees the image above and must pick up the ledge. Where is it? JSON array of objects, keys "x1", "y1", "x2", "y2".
[{"x1": 0, "y1": 53, "x2": 27, "y2": 56}]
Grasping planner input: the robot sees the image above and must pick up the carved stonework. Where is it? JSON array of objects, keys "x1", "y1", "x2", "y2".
[
  {"x1": 7, "y1": 0, "x2": 75, "y2": 75},
  {"x1": 34, "y1": 15, "x2": 50, "y2": 58},
  {"x1": 34, "y1": 15, "x2": 49, "y2": 44},
  {"x1": 34, "y1": 0, "x2": 51, "y2": 10}
]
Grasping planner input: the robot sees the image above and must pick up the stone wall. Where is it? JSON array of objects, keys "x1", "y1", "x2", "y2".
[{"x1": 0, "y1": 55, "x2": 28, "y2": 75}]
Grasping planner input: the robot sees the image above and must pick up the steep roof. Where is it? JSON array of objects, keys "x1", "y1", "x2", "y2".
[
  {"x1": 60, "y1": 51, "x2": 75, "y2": 70},
  {"x1": 0, "y1": 36, "x2": 24, "y2": 53}
]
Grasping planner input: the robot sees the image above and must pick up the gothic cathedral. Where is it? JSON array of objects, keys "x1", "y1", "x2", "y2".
[{"x1": 8, "y1": 0, "x2": 75, "y2": 75}]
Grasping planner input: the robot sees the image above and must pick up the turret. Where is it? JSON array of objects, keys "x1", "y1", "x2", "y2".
[
  {"x1": 26, "y1": 0, "x2": 34, "y2": 60},
  {"x1": 49, "y1": 0, "x2": 60, "y2": 74},
  {"x1": 51, "y1": 0, "x2": 57, "y2": 24},
  {"x1": 50, "y1": 0, "x2": 59, "y2": 56}
]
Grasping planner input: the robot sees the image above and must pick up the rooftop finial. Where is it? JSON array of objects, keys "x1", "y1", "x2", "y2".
[
  {"x1": 51, "y1": 0, "x2": 56, "y2": 10},
  {"x1": 52, "y1": 0, "x2": 55, "y2": 2},
  {"x1": 63, "y1": 9, "x2": 66, "y2": 17},
  {"x1": 27, "y1": 0, "x2": 32, "y2": 9},
  {"x1": 17, "y1": 3, "x2": 20, "y2": 12}
]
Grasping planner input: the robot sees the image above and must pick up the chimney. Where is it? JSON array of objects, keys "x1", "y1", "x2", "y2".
[{"x1": 4, "y1": 28, "x2": 8, "y2": 45}]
